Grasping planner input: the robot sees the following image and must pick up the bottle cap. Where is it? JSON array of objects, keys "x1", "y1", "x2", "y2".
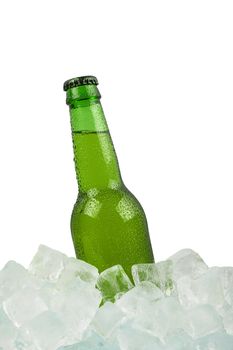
[{"x1": 63, "y1": 76, "x2": 98, "y2": 91}]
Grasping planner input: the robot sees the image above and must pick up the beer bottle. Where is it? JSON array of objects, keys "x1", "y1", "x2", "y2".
[{"x1": 64, "y1": 76, "x2": 154, "y2": 277}]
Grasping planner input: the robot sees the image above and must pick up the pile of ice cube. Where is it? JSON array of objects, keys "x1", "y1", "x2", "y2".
[{"x1": 1, "y1": 246, "x2": 233, "y2": 350}]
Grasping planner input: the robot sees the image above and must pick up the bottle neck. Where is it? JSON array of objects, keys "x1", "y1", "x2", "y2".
[{"x1": 68, "y1": 87, "x2": 123, "y2": 193}]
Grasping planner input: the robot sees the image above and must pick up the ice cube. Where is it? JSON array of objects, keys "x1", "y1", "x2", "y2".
[
  {"x1": 195, "y1": 331, "x2": 233, "y2": 350},
  {"x1": 218, "y1": 267, "x2": 233, "y2": 306},
  {"x1": 91, "y1": 302, "x2": 124, "y2": 337},
  {"x1": 58, "y1": 332, "x2": 120, "y2": 350},
  {"x1": 57, "y1": 257, "x2": 99, "y2": 290},
  {"x1": 116, "y1": 282, "x2": 164, "y2": 317},
  {"x1": 164, "y1": 330, "x2": 194, "y2": 350},
  {"x1": 194, "y1": 268, "x2": 225, "y2": 310},
  {"x1": 0, "y1": 261, "x2": 32, "y2": 302},
  {"x1": 156, "y1": 260, "x2": 175, "y2": 295},
  {"x1": 135, "y1": 296, "x2": 186, "y2": 341},
  {"x1": 29, "y1": 245, "x2": 67, "y2": 282},
  {"x1": 185, "y1": 304, "x2": 223, "y2": 339},
  {"x1": 117, "y1": 325, "x2": 163, "y2": 350},
  {"x1": 97, "y1": 265, "x2": 133, "y2": 303},
  {"x1": 50, "y1": 281, "x2": 101, "y2": 340},
  {"x1": 176, "y1": 276, "x2": 197, "y2": 309},
  {"x1": 177, "y1": 267, "x2": 225, "y2": 310},
  {"x1": 15, "y1": 328, "x2": 37, "y2": 350},
  {"x1": 222, "y1": 308, "x2": 233, "y2": 335},
  {"x1": 25, "y1": 310, "x2": 68, "y2": 350},
  {"x1": 3, "y1": 287, "x2": 48, "y2": 327},
  {"x1": 0, "y1": 307, "x2": 17, "y2": 350},
  {"x1": 37, "y1": 281, "x2": 59, "y2": 309},
  {"x1": 132, "y1": 263, "x2": 160, "y2": 286},
  {"x1": 169, "y1": 249, "x2": 208, "y2": 280},
  {"x1": 132, "y1": 261, "x2": 175, "y2": 296}
]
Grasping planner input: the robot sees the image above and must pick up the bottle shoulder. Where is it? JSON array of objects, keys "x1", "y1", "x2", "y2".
[
  {"x1": 77, "y1": 186, "x2": 138, "y2": 202},
  {"x1": 73, "y1": 186, "x2": 145, "y2": 217}
]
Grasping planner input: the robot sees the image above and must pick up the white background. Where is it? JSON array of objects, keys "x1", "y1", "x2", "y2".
[{"x1": 0, "y1": 1, "x2": 233, "y2": 270}]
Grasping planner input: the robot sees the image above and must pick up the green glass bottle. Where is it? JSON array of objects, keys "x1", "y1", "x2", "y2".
[{"x1": 64, "y1": 76, "x2": 154, "y2": 277}]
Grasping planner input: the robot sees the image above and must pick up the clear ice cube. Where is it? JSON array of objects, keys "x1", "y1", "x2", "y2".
[
  {"x1": 164, "y1": 330, "x2": 194, "y2": 350},
  {"x1": 222, "y1": 308, "x2": 233, "y2": 335},
  {"x1": 97, "y1": 265, "x2": 133, "y2": 303},
  {"x1": 3, "y1": 287, "x2": 48, "y2": 327},
  {"x1": 0, "y1": 307, "x2": 17, "y2": 350},
  {"x1": 135, "y1": 296, "x2": 186, "y2": 341},
  {"x1": 15, "y1": 328, "x2": 37, "y2": 350},
  {"x1": 185, "y1": 304, "x2": 223, "y2": 339},
  {"x1": 195, "y1": 331, "x2": 233, "y2": 350},
  {"x1": 58, "y1": 331, "x2": 120, "y2": 350},
  {"x1": 57, "y1": 257, "x2": 99, "y2": 290},
  {"x1": 37, "y1": 281, "x2": 59, "y2": 309},
  {"x1": 156, "y1": 260, "x2": 175, "y2": 296},
  {"x1": 50, "y1": 281, "x2": 101, "y2": 340},
  {"x1": 132, "y1": 263, "x2": 160, "y2": 286},
  {"x1": 218, "y1": 267, "x2": 233, "y2": 306},
  {"x1": 25, "y1": 310, "x2": 68, "y2": 350},
  {"x1": 91, "y1": 302, "x2": 124, "y2": 337},
  {"x1": 29, "y1": 245, "x2": 67, "y2": 282},
  {"x1": 116, "y1": 282, "x2": 164, "y2": 317},
  {"x1": 177, "y1": 267, "x2": 225, "y2": 310},
  {"x1": 132, "y1": 261, "x2": 174, "y2": 296},
  {"x1": 0, "y1": 261, "x2": 32, "y2": 302},
  {"x1": 117, "y1": 325, "x2": 163, "y2": 350},
  {"x1": 168, "y1": 249, "x2": 208, "y2": 280},
  {"x1": 176, "y1": 276, "x2": 197, "y2": 309}
]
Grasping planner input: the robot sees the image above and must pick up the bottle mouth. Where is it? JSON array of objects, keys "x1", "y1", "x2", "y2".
[
  {"x1": 64, "y1": 76, "x2": 101, "y2": 105},
  {"x1": 63, "y1": 75, "x2": 98, "y2": 91}
]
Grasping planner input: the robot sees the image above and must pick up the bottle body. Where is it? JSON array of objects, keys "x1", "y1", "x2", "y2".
[
  {"x1": 71, "y1": 187, "x2": 153, "y2": 278},
  {"x1": 65, "y1": 77, "x2": 154, "y2": 277}
]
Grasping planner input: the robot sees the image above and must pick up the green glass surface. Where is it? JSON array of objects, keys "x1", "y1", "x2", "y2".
[{"x1": 66, "y1": 83, "x2": 154, "y2": 278}]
